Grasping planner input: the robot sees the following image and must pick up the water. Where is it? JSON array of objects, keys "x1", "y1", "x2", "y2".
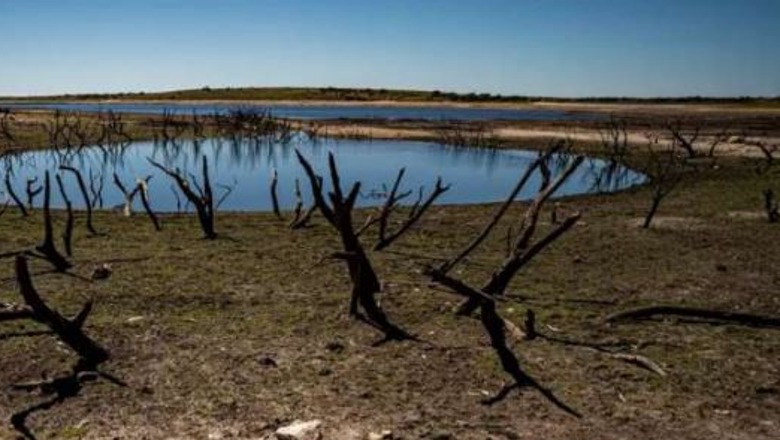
[
  {"x1": 1, "y1": 137, "x2": 643, "y2": 212},
  {"x1": 0, "y1": 102, "x2": 601, "y2": 122}
]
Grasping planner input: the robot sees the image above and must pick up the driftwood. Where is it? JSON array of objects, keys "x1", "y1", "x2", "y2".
[
  {"x1": 35, "y1": 172, "x2": 71, "y2": 271},
  {"x1": 60, "y1": 165, "x2": 97, "y2": 235},
  {"x1": 149, "y1": 156, "x2": 216, "y2": 239},
  {"x1": 605, "y1": 305, "x2": 780, "y2": 328},
  {"x1": 296, "y1": 150, "x2": 414, "y2": 342}
]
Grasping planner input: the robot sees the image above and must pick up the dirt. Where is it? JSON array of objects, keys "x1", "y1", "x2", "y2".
[{"x1": 0, "y1": 110, "x2": 779, "y2": 439}]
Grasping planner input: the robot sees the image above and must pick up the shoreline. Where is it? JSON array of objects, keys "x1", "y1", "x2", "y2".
[{"x1": 3, "y1": 98, "x2": 780, "y2": 115}]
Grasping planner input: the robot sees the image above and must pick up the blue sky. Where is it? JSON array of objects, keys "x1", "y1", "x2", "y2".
[{"x1": 1, "y1": 0, "x2": 778, "y2": 97}]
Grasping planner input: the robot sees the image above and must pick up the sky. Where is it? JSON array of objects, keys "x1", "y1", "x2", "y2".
[{"x1": 0, "y1": 0, "x2": 778, "y2": 97}]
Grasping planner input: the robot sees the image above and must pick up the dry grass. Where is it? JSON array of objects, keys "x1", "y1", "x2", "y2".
[{"x1": 0, "y1": 149, "x2": 778, "y2": 438}]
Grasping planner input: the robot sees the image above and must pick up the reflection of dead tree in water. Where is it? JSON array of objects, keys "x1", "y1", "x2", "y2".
[
  {"x1": 424, "y1": 145, "x2": 584, "y2": 416},
  {"x1": 0, "y1": 256, "x2": 122, "y2": 440}
]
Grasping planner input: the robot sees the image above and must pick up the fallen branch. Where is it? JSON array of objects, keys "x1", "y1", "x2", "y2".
[{"x1": 606, "y1": 305, "x2": 780, "y2": 328}]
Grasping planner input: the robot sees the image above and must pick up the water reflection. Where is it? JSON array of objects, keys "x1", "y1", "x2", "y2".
[{"x1": 1, "y1": 137, "x2": 644, "y2": 212}]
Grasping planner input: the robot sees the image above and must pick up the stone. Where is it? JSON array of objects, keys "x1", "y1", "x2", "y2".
[
  {"x1": 368, "y1": 430, "x2": 393, "y2": 440},
  {"x1": 275, "y1": 420, "x2": 322, "y2": 440}
]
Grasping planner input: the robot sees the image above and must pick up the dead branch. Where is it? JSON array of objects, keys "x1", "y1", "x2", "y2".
[
  {"x1": 14, "y1": 255, "x2": 108, "y2": 363},
  {"x1": 296, "y1": 150, "x2": 413, "y2": 341},
  {"x1": 149, "y1": 155, "x2": 216, "y2": 239},
  {"x1": 372, "y1": 168, "x2": 450, "y2": 251},
  {"x1": 639, "y1": 142, "x2": 686, "y2": 229},
  {"x1": 5, "y1": 174, "x2": 28, "y2": 216},
  {"x1": 136, "y1": 177, "x2": 162, "y2": 231},
  {"x1": 288, "y1": 178, "x2": 315, "y2": 229},
  {"x1": 112, "y1": 172, "x2": 142, "y2": 217},
  {"x1": 764, "y1": 189, "x2": 779, "y2": 223},
  {"x1": 270, "y1": 168, "x2": 282, "y2": 219},
  {"x1": 605, "y1": 305, "x2": 780, "y2": 328},
  {"x1": 88, "y1": 169, "x2": 105, "y2": 209},
  {"x1": 423, "y1": 145, "x2": 584, "y2": 415},
  {"x1": 25, "y1": 177, "x2": 43, "y2": 210},
  {"x1": 35, "y1": 172, "x2": 71, "y2": 271},
  {"x1": 55, "y1": 174, "x2": 74, "y2": 257},
  {"x1": 60, "y1": 165, "x2": 97, "y2": 235}
]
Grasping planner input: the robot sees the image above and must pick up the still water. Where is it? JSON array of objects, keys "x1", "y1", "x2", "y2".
[
  {"x1": 0, "y1": 102, "x2": 600, "y2": 122},
  {"x1": 2, "y1": 137, "x2": 642, "y2": 212}
]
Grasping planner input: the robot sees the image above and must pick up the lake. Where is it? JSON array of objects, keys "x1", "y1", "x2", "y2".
[
  {"x1": 1, "y1": 137, "x2": 642, "y2": 213},
  {"x1": 0, "y1": 102, "x2": 601, "y2": 122}
]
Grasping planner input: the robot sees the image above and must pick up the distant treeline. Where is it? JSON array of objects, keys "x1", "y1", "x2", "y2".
[{"x1": 3, "y1": 86, "x2": 779, "y2": 105}]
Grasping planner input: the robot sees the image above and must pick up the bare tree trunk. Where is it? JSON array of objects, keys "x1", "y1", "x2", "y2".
[
  {"x1": 5, "y1": 174, "x2": 28, "y2": 216},
  {"x1": 25, "y1": 177, "x2": 42, "y2": 210},
  {"x1": 137, "y1": 178, "x2": 162, "y2": 231},
  {"x1": 60, "y1": 166, "x2": 97, "y2": 235},
  {"x1": 35, "y1": 172, "x2": 71, "y2": 271},
  {"x1": 296, "y1": 151, "x2": 413, "y2": 341},
  {"x1": 643, "y1": 193, "x2": 663, "y2": 229},
  {"x1": 764, "y1": 189, "x2": 779, "y2": 223},
  {"x1": 270, "y1": 168, "x2": 281, "y2": 219},
  {"x1": 55, "y1": 174, "x2": 74, "y2": 257},
  {"x1": 149, "y1": 156, "x2": 216, "y2": 239},
  {"x1": 15, "y1": 255, "x2": 108, "y2": 364}
]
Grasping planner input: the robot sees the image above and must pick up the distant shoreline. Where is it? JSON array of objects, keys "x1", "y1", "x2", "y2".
[{"x1": 2, "y1": 98, "x2": 779, "y2": 115}]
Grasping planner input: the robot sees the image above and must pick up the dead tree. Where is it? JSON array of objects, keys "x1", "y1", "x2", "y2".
[
  {"x1": 149, "y1": 156, "x2": 216, "y2": 239},
  {"x1": 25, "y1": 177, "x2": 43, "y2": 210},
  {"x1": 666, "y1": 121, "x2": 700, "y2": 159},
  {"x1": 88, "y1": 169, "x2": 105, "y2": 209},
  {"x1": 423, "y1": 148, "x2": 584, "y2": 415},
  {"x1": 296, "y1": 151, "x2": 417, "y2": 342},
  {"x1": 1, "y1": 255, "x2": 113, "y2": 439},
  {"x1": 55, "y1": 174, "x2": 75, "y2": 256},
  {"x1": 112, "y1": 172, "x2": 153, "y2": 217},
  {"x1": 371, "y1": 167, "x2": 450, "y2": 251},
  {"x1": 99, "y1": 111, "x2": 132, "y2": 145},
  {"x1": 154, "y1": 109, "x2": 188, "y2": 143},
  {"x1": 136, "y1": 177, "x2": 162, "y2": 231},
  {"x1": 0, "y1": 108, "x2": 14, "y2": 142},
  {"x1": 639, "y1": 143, "x2": 686, "y2": 229},
  {"x1": 288, "y1": 178, "x2": 316, "y2": 229},
  {"x1": 752, "y1": 141, "x2": 778, "y2": 173},
  {"x1": 764, "y1": 189, "x2": 779, "y2": 223},
  {"x1": 5, "y1": 174, "x2": 28, "y2": 216},
  {"x1": 60, "y1": 165, "x2": 98, "y2": 235},
  {"x1": 35, "y1": 172, "x2": 71, "y2": 272},
  {"x1": 270, "y1": 168, "x2": 282, "y2": 219}
]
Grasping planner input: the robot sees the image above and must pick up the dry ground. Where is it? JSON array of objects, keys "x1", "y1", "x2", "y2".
[
  {"x1": 0, "y1": 155, "x2": 778, "y2": 439},
  {"x1": 0, "y1": 107, "x2": 779, "y2": 439}
]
